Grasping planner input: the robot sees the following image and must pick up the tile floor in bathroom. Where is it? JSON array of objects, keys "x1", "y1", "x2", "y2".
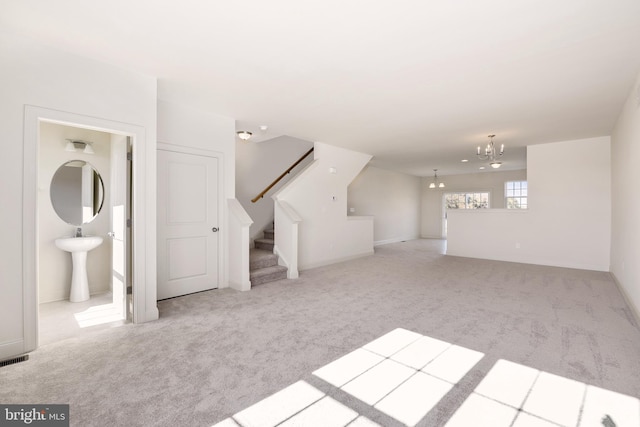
[{"x1": 38, "y1": 292, "x2": 128, "y2": 346}]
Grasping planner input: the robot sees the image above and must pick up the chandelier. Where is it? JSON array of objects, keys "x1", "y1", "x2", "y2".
[
  {"x1": 429, "y1": 169, "x2": 445, "y2": 188},
  {"x1": 477, "y1": 134, "x2": 504, "y2": 168}
]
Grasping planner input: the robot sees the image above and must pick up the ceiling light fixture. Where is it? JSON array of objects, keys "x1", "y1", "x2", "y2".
[
  {"x1": 429, "y1": 169, "x2": 445, "y2": 189},
  {"x1": 477, "y1": 134, "x2": 504, "y2": 169},
  {"x1": 236, "y1": 131, "x2": 252, "y2": 141}
]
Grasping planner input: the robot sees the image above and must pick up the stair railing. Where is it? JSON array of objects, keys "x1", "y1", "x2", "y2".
[{"x1": 251, "y1": 147, "x2": 314, "y2": 203}]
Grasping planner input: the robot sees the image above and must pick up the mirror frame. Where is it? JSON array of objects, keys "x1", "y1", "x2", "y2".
[{"x1": 50, "y1": 160, "x2": 105, "y2": 226}]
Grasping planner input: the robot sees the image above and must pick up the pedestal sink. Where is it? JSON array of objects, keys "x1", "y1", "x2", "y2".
[{"x1": 55, "y1": 236, "x2": 103, "y2": 302}]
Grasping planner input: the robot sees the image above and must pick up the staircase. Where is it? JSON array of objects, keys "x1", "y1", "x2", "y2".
[{"x1": 250, "y1": 227, "x2": 288, "y2": 286}]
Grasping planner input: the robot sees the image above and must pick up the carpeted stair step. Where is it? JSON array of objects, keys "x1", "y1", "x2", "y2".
[
  {"x1": 263, "y1": 228, "x2": 274, "y2": 240},
  {"x1": 250, "y1": 248, "x2": 278, "y2": 270},
  {"x1": 250, "y1": 265, "x2": 288, "y2": 286},
  {"x1": 254, "y1": 238, "x2": 274, "y2": 251},
  {"x1": 249, "y1": 225, "x2": 287, "y2": 286}
]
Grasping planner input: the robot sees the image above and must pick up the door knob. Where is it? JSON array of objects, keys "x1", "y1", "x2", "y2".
[
  {"x1": 212, "y1": 227, "x2": 219, "y2": 232},
  {"x1": 107, "y1": 231, "x2": 116, "y2": 238}
]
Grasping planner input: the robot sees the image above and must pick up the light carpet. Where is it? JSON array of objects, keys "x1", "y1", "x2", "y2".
[{"x1": 1, "y1": 239, "x2": 639, "y2": 426}]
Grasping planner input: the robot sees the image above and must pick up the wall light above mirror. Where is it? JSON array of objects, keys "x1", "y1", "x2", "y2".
[{"x1": 65, "y1": 139, "x2": 95, "y2": 154}]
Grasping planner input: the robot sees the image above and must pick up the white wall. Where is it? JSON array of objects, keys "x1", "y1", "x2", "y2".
[
  {"x1": 447, "y1": 137, "x2": 611, "y2": 271},
  {"x1": 156, "y1": 99, "x2": 236, "y2": 287},
  {"x1": 347, "y1": 165, "x2": 421, "y2": 245},
  {"x1": 157, "y1": 99, "x2": 235, "y2": 198},
  {"x1": 421, "y1": 169, "x2": 527, "y2": 238},
  {"x1": 275, "y1": 142, "x2": 373, "y2": 270},
  {"x1": 611, "y1": 72, "x2": 640, "y2": 319},
  {"x1": 38, "y1": 123, "x2": 112, "y2": 303},
  {"x1": 235, "y1": 136, "x2": 313, "y2": 242},
  {"x1": 0, "y1": 32, "x2": 158, "y2": 359}
]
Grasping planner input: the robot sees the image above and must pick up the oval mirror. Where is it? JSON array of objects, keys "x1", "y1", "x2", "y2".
[{"x1": 50, "y1": 160, "x2": 105, "y2": 225}]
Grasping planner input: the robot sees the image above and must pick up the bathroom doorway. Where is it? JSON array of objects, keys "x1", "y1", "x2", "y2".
[
  {"x1": 21, "y1": 105, "x2": 158, "y2": 355},
  {"x1": 37, "y1": 121, "x2": 132, "y2": 346}
]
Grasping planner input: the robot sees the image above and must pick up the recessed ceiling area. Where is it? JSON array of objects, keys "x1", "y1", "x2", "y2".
[{"x1": 3, "y1": 0, "x2": 639, "y2": 176}]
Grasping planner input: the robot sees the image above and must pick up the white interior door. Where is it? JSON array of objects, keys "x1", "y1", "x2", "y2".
[
  {"x1": 157, "y1": 149, "x2": 220, "y2": 300},
  {"x1": 110, "y1": 134, "x2": 128, "y2": 318}
]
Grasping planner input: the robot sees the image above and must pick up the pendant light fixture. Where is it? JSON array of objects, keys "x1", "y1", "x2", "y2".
[{"x1": 429, "y1": 169, "x2": 445, "y2": 188}]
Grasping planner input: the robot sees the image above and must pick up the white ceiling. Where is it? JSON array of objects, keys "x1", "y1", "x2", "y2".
[{"x1": 3, "y1": 0, "x2": 640, "y2": 176}]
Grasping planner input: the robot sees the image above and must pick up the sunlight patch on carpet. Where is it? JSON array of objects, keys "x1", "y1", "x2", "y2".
[
  {"x1": 447, "y1": 359, "x2": 640, "y2": 427},
  {"x1": 211, "y1": 328, "x2": 639, "y2": 427},
  {"x1": 315, "y1": 328, "x2": 483, "y2": 425},
  {"x1": 212, "y1": 380, "x2": 379, "y2": 427}
]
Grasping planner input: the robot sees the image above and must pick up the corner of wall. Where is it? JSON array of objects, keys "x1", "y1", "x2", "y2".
[
  {"x1": 610, "y1": 69, "x2": 640, "y2": 323},
  {"x1": 276, "y1": 142, "x2": 374, "y2": 270},
  {"x1": 611, "y1": 272, "x2": 640, "y2": 328}
]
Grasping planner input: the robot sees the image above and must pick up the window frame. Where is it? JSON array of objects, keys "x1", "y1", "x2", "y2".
[
  {"x1": 505, "y1": 180, "x2": 528, "y2": 209},
  {"x1": 444, "y1": 191, "x2": 491, "y2": 210}
]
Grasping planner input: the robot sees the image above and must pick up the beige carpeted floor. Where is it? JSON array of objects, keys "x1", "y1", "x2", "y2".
[{"x1": 1, "y1": 239, "x2": 639, "y2": 426}]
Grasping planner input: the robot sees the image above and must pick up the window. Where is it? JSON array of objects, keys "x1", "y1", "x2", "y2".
[
  {"x1": 445, "y1": 192, "x2": 490, "y2": 209},
  {"x1": 505, "y1": 181, "x2": 527, "y2": 209}
]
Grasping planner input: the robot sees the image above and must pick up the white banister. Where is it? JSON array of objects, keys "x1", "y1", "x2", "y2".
[
  {"x1": 227, "y1": 198, "x2": 253, "y2": 291},
  {"x1": 274, "y1": 200, "x2": 301, "y2": 279}
]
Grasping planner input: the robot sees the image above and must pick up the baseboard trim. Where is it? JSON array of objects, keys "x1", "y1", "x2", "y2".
[
  {"x1": 228, "y1": 280, "x2": 251, "y2": 292},
  {"x1": 300, "y1": 250, "x2": 374, "y2": 271},
  {"x1": 610, "y1": 272, "x2": 640, "y2": 329},
  {"x1": 0, "y1": 339, "x2": 26, "y2": 362},
  {"x1": 445, "y1": 250, "x2": 609, "y2": 272},
  {"x1": 374, "y1": 236, "x2": 420, "y2": 246}
]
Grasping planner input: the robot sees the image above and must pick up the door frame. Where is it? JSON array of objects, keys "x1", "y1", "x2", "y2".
[
  {"x1": 156, "y1": 142, "x2": 225, "y2": 295},
  {"x1": 442, "y1": 193, "x2": 448, "y2": 239},
  {"x1": 109, "y1": 134, "x2": 130, "y2": 319},
  {"x1": 23, "y1": 105, "x2": 159, "y2": 352}
]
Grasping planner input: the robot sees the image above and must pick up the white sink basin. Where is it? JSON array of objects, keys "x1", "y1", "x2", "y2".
[
  {"x1": 55, "y1": 236, "x2": 103, "y2": 252},
  {"x1": 55, "y1": 236, "x2": 103, "y2": 302}
]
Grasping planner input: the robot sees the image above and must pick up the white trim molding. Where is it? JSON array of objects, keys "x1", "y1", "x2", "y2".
[{"x1": 23, "y1": 105, "x2": 158, "y2": 352}]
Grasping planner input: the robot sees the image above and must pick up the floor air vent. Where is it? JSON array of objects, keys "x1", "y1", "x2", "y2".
[{"x1": 0, "y1": 354, "x2": 29, "y2": 368}]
